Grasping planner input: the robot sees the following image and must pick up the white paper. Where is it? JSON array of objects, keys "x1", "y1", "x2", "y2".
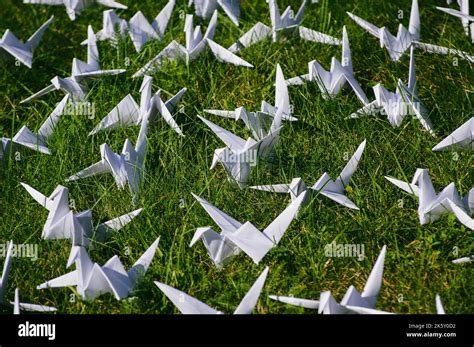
[
  {"x1": 1, "y1": 241, "x2": 57, "y2": 313},
  {"x1": 23, "y1": 0, "x2": 127, "y2": 21},
  {"x1": 154, "y1": 266, "x2": 268, "y2": 314},
  {"x1": 270, "y1": 246, "x2": 391, "y2": 314},
  {"x1": 385, "y1": 169, "x2": 474, "y2": 230},
  {"x1": 0, "y1": 16, "x2": 53, "y2": 68},
  {"x1": 437, "y1": 0, "x2": 473, "y2": 43},
  {"x1": 205, "y1": 64, "x2": 295, "y2": 141},
  {"x1": 432, "y1": 117, "x2": 473, "y2": 152},
  {"x1": 126, "y1": 1, "x2": 175, "y2": 52},
  {"x1": 198, "y1": 112, "x2": 282, "y2": 187},
  {"x1": 349, "y1": 46, "x2": 435, "y2": 136},
  {"x1": 133, "y1": 11, "x2": 252, "y2": 77},
  {"x1": 67, "y1": 109, "x2": 151, "y2": 197},
  {"x1": 38, "y1": 237, "x2": 160, "y2": 301},
  {"x1": 436, "y1": 295, "x2": 445, "y2": 314},
  {"x1": 190, "y1": 0, "x2": 240, "y2": 26},
  {"x1": 347, "y1": 0, "x2": 473, "y2": 62},
  {"x1": 227, "y1": 0, "x2": 339, "y2": 51},
  {"x1": 269, "y1": 0, "x2": 306, "y2": 35},
  {"x1": 1, "y1": 94, "x2": 68, "y2": 158},
  {"x1": 21, "y1": 25, "x2": 125, "y2": 103},
  {"x1": 452, "y1": 255, "x2": 473, "y2": 264},
  {"x1": 87, "y1": 10, "x2": 128, "y2": 44},
  {"x1": 21, "y1": 183, "x2": 143, "y2": 247},
  {"x1": 287, "y1": 26, "x2": 368, "y2": 104},
  {"x1": 298, "y1": 26, "x2": 341, "y2": 45},
  {"x1": 190, "y1": 192, "x2": 305, "y2": 266},
  {"x1": 228, "y1": 22, "x2": 272, "y2": 53},
  {"x1": 252, "y1": 139, "x2": 366, "y2": 210},
  {"x1": 90, "y1": 75, "x2": 186, "y2": 136}
]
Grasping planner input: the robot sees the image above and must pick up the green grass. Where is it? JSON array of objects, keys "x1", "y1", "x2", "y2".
[{"x1": 0, "y1": 0, "x2": 472, "y2": 314}]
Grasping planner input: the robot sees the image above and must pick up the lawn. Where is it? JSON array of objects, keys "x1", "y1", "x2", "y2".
[{"x1": 0, "y1": 0, "x2": 472, "y2": 314}]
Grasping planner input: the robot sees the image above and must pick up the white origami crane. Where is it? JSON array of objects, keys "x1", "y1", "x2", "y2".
[
  {"x1": 128, "y1": 0, "x2": 176, "y2": 52},
  {"x1": 385, "y1": 169, "x2": 474, "y2": 230},
  {"x1": 21, "y1": 183, "x2": 143, "y2": 247},
  {"x1": 84, "y1": 9, "x2": 128, "y2": 44},
  {"x1": 438, "y1": 0, "x2": 473, "y2": 42},
  {"x1": 21, "y1": 25, "x2": 126, "y2": 103},
  {"x1": 133, "y1": 11, "x2": 252, "y2": 78},
  {"x1": 83, "y1": 1, "x2": 175, "y2": 52},
  {"x1": 228, "y1": 0, "x2": 340, "y2": 53},
  {"x1": 1, "y1": 241, "x2": 57, "y2": 313},
  {"x1": 1, "y1": 95, "x2": 69, "y2": 159},
  {"x1": 204, "y1": 64, "x2": 296, "y2": 140},
  {"x1": 198, "y1": 106, "x2": 283, "y2": 188},
  {"x1": 190, "y1": 192, "x2": 306, "y2": 266},
  {"x1": 349, "y1": 46, "x2": 435, "y2": 136},
  {"x1": 270, "y1": 246, "x2": 391, "y2": 314},
  {"x1": 251, "y1": 139, "x2": 366, "y2": 210},
  {"x1": 23, "y1": 0, "x2": 127, "y2": 21},
  {"x1": 189, "y1": 0, "x2": 240, "y2": 26},
  {"x1": 432, "y1": 117, "x2": 473, "y2": 152},
  {"x1": 0, "y1": 16, "x2": 53, "y2": 68},
  {"x1": 286, "y1": 26, "x2": 368, "y2": 105},
  {"x1": 155, "y1": 266, "x2": 268, "y2": 314},
  {"x1": 37, "y1": 237, "x2": 160, "y2": 301},
  {"x1": 347, "y1": 0, "x2": 473, "y2": 62},
  {"x1": 89, "y1": 75, "x2": 186, "y2": 136},
  {"x1": 66, "y1": 109, "x2": 150, "y2": 197},
  {"x1": 268, "y1": 0, "x2": 306, "y2": 37}
]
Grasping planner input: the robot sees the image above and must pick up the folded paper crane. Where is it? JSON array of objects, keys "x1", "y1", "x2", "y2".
[
  {"x1": 133, "y1": 11, "x2": 252, "y2": 77},
  {"x1": 349, "y1": 46, "x2": 435, "y2": 136},
  {"x1": 1, "y1": 241, "x2": 56, "y2": 313},
  {"x1": 0, "y1": 16, "x2": 53, "y2": 68},
  {"x1": 385, "y1": 169, "x2": 473, "y2": 230},
  {"x1": 269, "y1": 0, "x2": 306, "y2": 38},
  {"x1": 437, "y1": 0, "x2": 473, "y2": 43},
  {"x1": 228, "y1": 0, "x2": 339, "y2": 53},
  {"x1": 67, "y1": 107, "x2": 150, "y2": 197},
  {"x1": 21, "y1": 26, "x2": 125, "y2": 103},
  {"x1": 190, "y1": 192, "x2": 306, "y2": 266},
  {"x1": 1, "y1": 95, "x2": 69, "y2": 159},
  {"x1": 347, "y1": 0, "x2": 473, "y2": 62},
  {"x1": 155, "y1": 266, "x2": 268, "y2": 314},
  {"x1": 251, "y1": 139, "x2": 366, "y2": 210},
  {"x1": 205, "y1": 63, "x2": 296, "y2": 140},
  {"x1": 21, "y1": 183, "x2": 143, "y2": 247},
  {"x1": 270, "y1": 246, "x2": 391, "y2": 314},
  {"x1": 198, "y1": 108, "x2": 282, "y2": 188},
  {"x1": 84, "y1": 1, "x2": 176, "y2": 52},
  {"x1": 286, "y1": 26, "x2": 368, "y2": 105},
  {"x1": 189, "y1": 0, "x2": 240, "y2": 26},
  {"x1": 432, "y1": 117, "x2": 473, "y2": 152},
  {"x1": 37, "y1": 237, "x2": 160, "y2": 301},
  {"x1": 84, "y1": 10, "x2": 128, "y2": 44},
  {"x1": 23, "y1": 0, "x2": 127, "y2": 21},
  {"x1": 128, "y1": 1, "x2": 175, "y2": 52},
  {"x1": 90, "y1": 75, "x2": 186, "y2": 136}
]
